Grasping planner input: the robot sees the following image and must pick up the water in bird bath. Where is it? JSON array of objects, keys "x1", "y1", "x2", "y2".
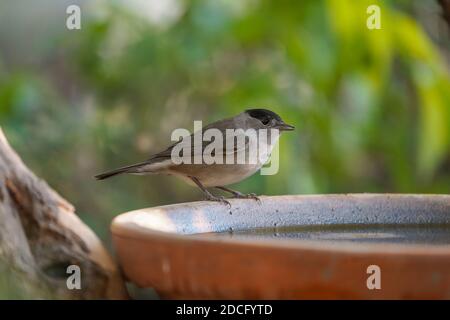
[{"x1": 201, "y1": 224, "x2": 450, "y2": 245}]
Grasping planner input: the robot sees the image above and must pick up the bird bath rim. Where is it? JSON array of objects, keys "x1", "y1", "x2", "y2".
[
  {"x1": 111, "y1": 194, "x2": 450, "y2": 299},
  {"x1": 111, "y1": 193, "x2": 450, "y2": 254}
]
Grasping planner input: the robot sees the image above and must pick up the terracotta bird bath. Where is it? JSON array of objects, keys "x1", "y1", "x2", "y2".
[{"x1": 111, "y1": 194, "x2": 450, "y2": 299}]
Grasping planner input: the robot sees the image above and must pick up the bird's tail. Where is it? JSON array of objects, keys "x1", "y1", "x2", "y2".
[{"x1": 95, "y1": 161, "x2": 149, "y2": 180}]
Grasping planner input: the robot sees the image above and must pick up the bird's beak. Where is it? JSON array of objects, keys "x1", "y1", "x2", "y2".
[{"x1": 275, "y1": 121, "x2": 295, "y2": 131}]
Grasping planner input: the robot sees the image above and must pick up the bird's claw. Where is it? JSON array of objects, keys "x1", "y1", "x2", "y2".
[
  {"x1": 205, "y1": 195, "x2": 231, "y2": 208},
  {"x1": 232, "y1": 192, "x2": 261, "y2": 203},
  {"x1": 248, "y1": 193, "x2": 261, "y2": 203}
]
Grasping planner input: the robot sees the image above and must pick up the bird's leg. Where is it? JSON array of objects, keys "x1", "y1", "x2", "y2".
[
  {"x1": 215, "y1": 186, "x2": 260, "y2": 202},
  {"x1": 189, "y1": 177, "x2": 231, "y2": 207}
]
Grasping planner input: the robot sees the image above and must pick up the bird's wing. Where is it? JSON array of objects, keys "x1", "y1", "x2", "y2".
[{"x1": 148, "y1": 118, "x2": 251, "y2": 162}]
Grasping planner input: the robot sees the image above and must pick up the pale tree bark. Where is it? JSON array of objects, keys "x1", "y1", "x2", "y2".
[{"x1": 0, "y1": 128, "x2": 127, "y2": 299}]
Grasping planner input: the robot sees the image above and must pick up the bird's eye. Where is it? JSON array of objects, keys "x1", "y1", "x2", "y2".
[{"x1": 261, "y1": 118, "x2": 270, "y2": 125}]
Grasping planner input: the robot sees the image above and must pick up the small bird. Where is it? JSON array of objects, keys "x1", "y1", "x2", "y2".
[{"x1": 95, "y1": 109, "x2": 294, "y2": 205}]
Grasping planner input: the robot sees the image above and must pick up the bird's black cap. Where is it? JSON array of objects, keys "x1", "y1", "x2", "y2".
[{"x1": 245, "y1": 108, "x2": 282, "y2": 122}]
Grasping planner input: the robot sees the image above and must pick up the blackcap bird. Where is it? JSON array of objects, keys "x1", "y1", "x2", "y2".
[{"x1": 95, "y1": 109, "x2": 294, "y2": 205}]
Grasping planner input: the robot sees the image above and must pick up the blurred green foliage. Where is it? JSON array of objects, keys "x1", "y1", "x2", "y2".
[{"x1": 0, "y1": 0, "x2": 449, "y2": 246}]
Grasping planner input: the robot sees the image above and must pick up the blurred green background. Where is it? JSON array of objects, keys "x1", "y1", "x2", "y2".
[{"x1": 0, "y1": 0, "x2": 449, "y2": 247}]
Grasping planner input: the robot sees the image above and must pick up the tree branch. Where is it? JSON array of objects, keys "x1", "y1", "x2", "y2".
[{"x1": 0, "y1": 128, "x2": 127, "y2": 299}]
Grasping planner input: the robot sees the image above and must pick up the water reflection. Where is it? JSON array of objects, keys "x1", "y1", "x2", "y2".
[{"x1": 201, "y1": 224, "x2": 450, "y2": 245}]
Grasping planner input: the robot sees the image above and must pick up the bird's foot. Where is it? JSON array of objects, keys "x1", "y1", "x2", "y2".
[
  {"x1": 231, "y1": 192, "x2": 261, "y2": 203},
  {"x1": 205, "y1": 194, "x2": 231, "y2": 208}
]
